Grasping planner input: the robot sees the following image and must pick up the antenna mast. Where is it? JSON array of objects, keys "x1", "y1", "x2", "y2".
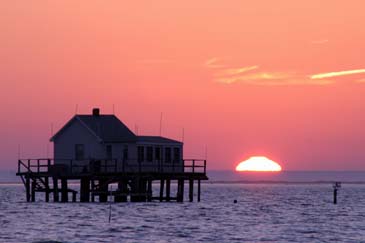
[{"x1": 159, "y1": 112, "x2": 163, "y2": 136}]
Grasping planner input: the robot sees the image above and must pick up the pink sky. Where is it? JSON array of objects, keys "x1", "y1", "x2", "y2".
[{"x1": 1, "y1": 1, "x2": 365, "y2": 170}]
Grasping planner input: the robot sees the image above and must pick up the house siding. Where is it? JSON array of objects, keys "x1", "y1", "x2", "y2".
[{"x1": 54, "y1": 119, "x2": 105, "y2": 167}]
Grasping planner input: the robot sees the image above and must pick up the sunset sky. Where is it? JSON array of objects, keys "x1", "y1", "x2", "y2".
[{"x1": 1, "y1": 1, "x2": 365, "y2": 170}]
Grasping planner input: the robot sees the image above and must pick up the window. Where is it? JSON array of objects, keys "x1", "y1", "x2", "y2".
[
  {"x1": 106, "y1": 145, "x2": 112, "y2": 160},
  {"x1": 165, "y1": 147, "x2": 171, "y2": 163},
  {"x1": 155, "y1": 147, "x2": 161, "y2": 161},
  {"x1": 123, "y1": 145, "x2": 128, "y2": 161},
  {"x1": 173, "y1": 147, "x2": 180, "y2": 163},
  {"x1": 75, "y1": 144, "x2": 85, "y2": 160},
  {"x1": 137, "y1": 146, "x2": 144, "y2": 162},
  {"x1": 146, "y1": 146, "x2": 153, "y2": 162}
]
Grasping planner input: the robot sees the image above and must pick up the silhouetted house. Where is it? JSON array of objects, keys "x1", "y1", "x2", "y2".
[{"x1": 50, "y1": 108, "x2": 183, "y2": 173}]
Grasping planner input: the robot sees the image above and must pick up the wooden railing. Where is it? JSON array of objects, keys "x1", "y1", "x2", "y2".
[{"x1": 17, "y1": 158, "x2": 207, "y2": 175}]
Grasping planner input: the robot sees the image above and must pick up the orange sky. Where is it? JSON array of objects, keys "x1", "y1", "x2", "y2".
[{"x1": 1, "y1": 1, "x2": 365, "y2": 170}]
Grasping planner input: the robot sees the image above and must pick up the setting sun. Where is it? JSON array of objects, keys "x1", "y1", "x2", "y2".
[{"x1": 236, "y1": 156, "x2": 282, "y2": 172}]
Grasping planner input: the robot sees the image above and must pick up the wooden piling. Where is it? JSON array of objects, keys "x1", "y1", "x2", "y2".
[
  {"x1": 166, "y1": 179, "x2": 171, "y2": 202},
  {"x1": 25, "y1": 177, "x2": 30, "y2": 202},
  {"x1": 72, "y1": 191, "x2": 77, "y2": 202},
  {"x1": 80, "y1": 178, "x2": 90, "y2": 202},
  {"x1": 140, "y1": 179, "x2": 147, "y2": 202},
  {"x1": 177, "y1": 179, "x2": 184, "y2": 202},
  {"x1": 197, "y1": 180, "x2": 201, "y2": 202},
  {"x1": 147, "y1": 180, "x2": 152, "y2": 202},
  {"x1": 53, "y1": 177, "x2": 59, "y2": 202},
  {"x1": 333, "y1": 189, "x2": 337, "y2": 204},
  {"x1": 115, "y1": 181, "x2": 128, "y2": 202},
  {"x1": 189, "y1": 179, "x2": 194, "y2": 202},
  {"x1": 31, "y1": 180, "x2": 36, "y2": 202},
  {"x1": 99, "y1": 179, "x2": 108, "y2": 202},
  {"x1": 45, "y1": 177, "x2": 49, "y2": 202},
  {"x1": 61, "y1": 179, "x2": 68, "y2": 202},
  {"x1": 159, "y1": 179, "x2": 165, "y2": 202},
  {"x1": 91, "y1": 180, "x2": 95, "y2": 202}
]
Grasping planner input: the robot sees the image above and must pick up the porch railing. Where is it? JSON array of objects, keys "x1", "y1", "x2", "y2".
[{"x1": 17, "y1": 158, "x2": 207, "y2": 176}]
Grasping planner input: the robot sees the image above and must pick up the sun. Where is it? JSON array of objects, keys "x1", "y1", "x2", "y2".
[{"x1": 235, "y1": 156, "x2": 282, "y2": 172}]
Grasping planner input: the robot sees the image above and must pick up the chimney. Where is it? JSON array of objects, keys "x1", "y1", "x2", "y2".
[{"x1": 92, "y1": 108, "x2": 100, "y2": 116}]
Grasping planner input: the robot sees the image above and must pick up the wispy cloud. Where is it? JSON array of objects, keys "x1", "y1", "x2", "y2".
[
  {"x1": 311, "y1": 39, "x2": 329, "y2": 45},
  {"x1": 216, "y1": 72, "x2": 333, "y2": 86},
  {"x1": 204, "y1": 57, "x2": 226, "y2": 68},
  {"x1": 311, "y1": 69, "x2": 365, "y2": 79},
  {"x1": 217, "y1": 66, "x2": 259, "y2": 76}
]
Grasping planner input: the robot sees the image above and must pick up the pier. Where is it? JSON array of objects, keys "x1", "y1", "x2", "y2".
[{"x1": 16, "y1": 159, "x2": 208, "y2": 203}]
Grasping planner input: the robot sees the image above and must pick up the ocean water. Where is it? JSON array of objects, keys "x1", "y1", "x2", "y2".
[{"x1": 1, "y1": 183, "x2": 365, "y2": 242}]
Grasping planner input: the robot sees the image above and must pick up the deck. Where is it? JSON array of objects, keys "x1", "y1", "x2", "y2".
[{"x1": 16, "y1": 159, "x2": 208, "y2": 203}]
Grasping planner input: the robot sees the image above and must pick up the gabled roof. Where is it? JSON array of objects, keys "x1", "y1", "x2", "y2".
[
  {"x1": 137, "y1": 136, "x2": 182, "y2": 144},
  {"x1": 50, "y1": 114, "x2": 137, "y2": 143}
]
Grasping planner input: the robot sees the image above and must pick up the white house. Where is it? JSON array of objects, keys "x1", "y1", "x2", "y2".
[{"x1": 50, "y1": 108, "x2": 183, "y2": 173}]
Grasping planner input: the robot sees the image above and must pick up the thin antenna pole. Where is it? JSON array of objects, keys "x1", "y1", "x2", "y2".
[
  {"x1": 205, "y1": 145, "x2": 208, "y2": 160},
  {"x1": 47, "y1": 123, "x2": 54, "y2": 159},
  {"x1": 75, "y1": 104, "x2": 79, "y2": 114},
  {"x1": 17, "y1": 144, "x2": 21, "y2": 160},
  {"x1": 159, "y1": 112, "x2": 163, "y2": 136}
]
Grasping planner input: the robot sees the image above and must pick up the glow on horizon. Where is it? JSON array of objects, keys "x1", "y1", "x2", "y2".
[{"x1": 236, "y1": 156, "x2": 282, "y2": 172}]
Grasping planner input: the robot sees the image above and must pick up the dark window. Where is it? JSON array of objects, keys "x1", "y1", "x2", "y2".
[
  {"x1": 147, "y1": 146, "x2": 153, "y2": 162},
  {"x1": 106, "y1": 145, "x2": 112, "y2": 160},
  {"x1": 123, "y1": 145, "x2": 128, "y2": 161},
  {"x1": 138, "y1": 146, "x2": 144, "y2": 162},
  {"x1": 173, "y1": 147, "x2": 180, "y2": 162},
  {"x1": 165, "y1": 147, "x2": 171, "y2": 163},
  {"x1": 75, "y1": 144, "x2": 84, "y2": 160},
  {"x1": 155, "y1": 147, "x2": 161, "y2": 161}
]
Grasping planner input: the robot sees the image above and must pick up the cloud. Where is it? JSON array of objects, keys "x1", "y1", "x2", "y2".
[
  {"x1": 216, "y1": 72, "x2": 333, "y2": 86},
  {"x1": 311, "y1": 69, "x2": 365, "y2": 79},
  {"x1": 311, "y1": 39, "x2": 329, "y2": 45},
  {"x1": 204, "y1": 57, "x2": 226, "y2": 68},
  {"x1": 217, "y1": 66, "x2": 259, "y2": 76}
]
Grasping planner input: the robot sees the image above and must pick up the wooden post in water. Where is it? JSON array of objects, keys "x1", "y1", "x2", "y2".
[
  {"x1": 166, "y1": 179, "x2": 171, "y2": 202},
  {"x1": 147, "y1": 180, "x2": 153, "y2": 202},
  {"x1": 72, "y1": 191, "x2": 77, "y2": 202},
  {"x1": 189, "y1": 179, "x2": 194, "y2": 202},
  {"x1": 61, "y1": 179, "x2": 68, "y2": 202},
  {"x1": 25, "y1": 176, "x2": 30, "y2": 202},
  {"x1": 140, "y1": 179, "x2": 147, "y2": 202},
  {"x1": 80, "y1": 178, "x2": 90, "y2": 202},
  {"x1": 91, "y1": 180, "x2": 95, "y2": 202},
  {"x1": 159, "y1": 179, "x2": 165, "y2": 202},
  {"x1": 177, "y1": 179, "x2": 184, "y2": 202},
  {"x1": 53, "y1": 177, "x2": 59, "y2": 202},
  {"x1": 115, "y1": 181, "x2": 128, "y2": 202},
  {"x1": 197, "y1": 180, "x2": 201, "y2": 202},
  {"x1": 31, "y1": 180, "x2": 36, "y2": 202},
  {"x1": 45, "y1": 177, "x2": 49, "y2": 202},
  {"x1": 333, "y1": 182, "x2": 341, "y2": 204},
  {"x1": 99, "y1": 179, "x2": 108, "y2": 202}
]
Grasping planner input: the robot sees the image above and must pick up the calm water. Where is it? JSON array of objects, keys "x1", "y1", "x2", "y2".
[{"x1": 1, "y1": 183, "x2": 365, "y2": 242}]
